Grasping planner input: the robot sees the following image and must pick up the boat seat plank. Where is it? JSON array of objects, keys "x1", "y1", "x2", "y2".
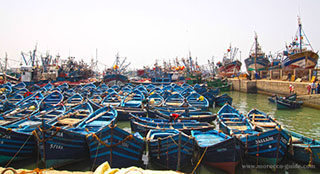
[{"x1": 58, "y1": 118, "x2": 81, "y2": 125}]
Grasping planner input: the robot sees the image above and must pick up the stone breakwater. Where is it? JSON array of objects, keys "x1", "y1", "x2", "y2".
[{"x1": 229, "y1": 78, "x2": 320, "y2": 109}]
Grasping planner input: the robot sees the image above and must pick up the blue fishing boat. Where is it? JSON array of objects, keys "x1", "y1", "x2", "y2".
[
  {"x1": 147, "y1": 106, "x2": 200, "y2": 118},
  {"x1": 186, "y1": 92, "x2": 209, "y2": 111},
  {"x1": 64, "y1": 93, "x2": 83, "y2": 108},
  {"x1": 0, "y1": 100, "x2": 40, "y2": 123},
  {"x1": 12, "y1": 82, "x2": 26, "y2": 90},
  {"x1": 40, "y1": 90, "x2": 63, "y2": 108},
  {"x1": 147, "y1": 129, "x2": 195, "y2": 170},
  {"x1": 268, "y1": 93, "x2": 297, "y2": 103},
  {"x1": 181, "y1": 87, "x2": 195, "y2": 98},
  {"x1": 218, "y1": 104, "x2": 290, "y2": 165},
  {"x1": 285, "y1": 129, "x2": 320, "y2": 166},
  {"x1": 165, "y1": 93, "x2": 185, "y2": 107},
  {"x1": 88, "y1": 95, "x2": 102, "y2": 111},
  {"x1": 16, "y1": 91, "x2": 44, "y2": 105},
  {"x1": 201, "y1": 91, "x2": 215, "y2": 107},
  {"x1": 154, "y1": 109, "x2": 216, "y2": 123},
  {"x1": 130, "y1": 118, "x2": 214, "y2": 136},
  {"x1": 0, "y1": 104, "x2": 65, "y2": 165},
  {"x1": 247, "y1": 108, "x2": 280, "y2": 130},
  {"x1": 244, "y1": 33, "x2": 270, "y2": 72},
  {"x1": 101, "y1": 92, "x2": 122, "y2": 107},
  {"x1": 215, "y1": 93, "x2": 232, "y2": 107},
  {"x1": 276, "y1": 97, "x2": 303, "y2": 109},
  {"x1": 35, "y1": 102, "x2": 94, "y2": 168},
  {"x1": 120, "y1": 90, "x2": 144, "y2": 108},
  {"x1": 86, "y1": 125, "x2": 145, "y2": 168},
  {"x1": 191, "y1": 130, "x2": 244, "y2": 174},
  {"x1": 130, "y1": 113, "x2": 198, "y2": 124},
  {"x1": 146, "y1": 93, "x2": 164, "y2": 107}
]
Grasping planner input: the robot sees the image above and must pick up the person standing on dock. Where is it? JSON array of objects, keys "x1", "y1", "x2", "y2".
[
  {"x1": 317, "y1": 83, "x2": 320, "y2": 94},
  {"x1": 307, "y1": 84, "x2": 311, "y2": 94},
  {"x1": 311, "y1": 81, "x2": 317, "y2": 94},
  {"x1": 289, "y1": 84, "x2": 294, "y2": 94}
]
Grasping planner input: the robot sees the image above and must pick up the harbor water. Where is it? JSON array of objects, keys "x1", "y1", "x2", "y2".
[{"x1": 4, "y1": 91, "x2": 320, "y2": 174}]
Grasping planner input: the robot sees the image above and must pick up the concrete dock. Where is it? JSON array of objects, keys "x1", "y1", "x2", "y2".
[{"x1": 229, "y1": 78, "x2": 320, "y2": 109}]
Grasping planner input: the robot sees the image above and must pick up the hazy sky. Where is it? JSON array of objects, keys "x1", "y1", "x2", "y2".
[{"x1": 0, "y1": 0, "x2": 319, "y2": 71}]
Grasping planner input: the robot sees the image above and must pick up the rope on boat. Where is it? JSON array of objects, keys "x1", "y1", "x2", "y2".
[
  {"x1": 88, "y1": 133, "x2": 133, "y2": 148},
  {"x1": 191, "y1": 146, "x2": 208, "y2": 174},
  {"x1": 1, "y1": 167, "x2": 50, "y2": 174},
  {"x1": 305, "y1": 144, "x2": 314, "y2": 166},
  {"x1": 4, "y1": 134, "x2": 33, "y2": 168},
  {"x1": 255, "y1": 133, "x2": 261, "y2": 166},
  {"x1": 32, "y1": 126, "x2": 61, "y2": 143},
  {"x1": 288, "y1": 136, "x2": 294, "y2": 155}
]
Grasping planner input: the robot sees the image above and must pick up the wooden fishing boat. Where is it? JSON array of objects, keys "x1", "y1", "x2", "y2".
[
  {"x1": 146, "y1": 93, "x2": 164, "y2": 107},
  {"x1": 0, "y1": 104, "x2": 65, "y2": 164},
  {"x1": 12, "y1": 82, "x2": 26, "y2": 90},
  {"x1": 146, "y1": 106, "x2": 200, "y2": 118},
  {"x1": 86, "y1": 125, "x2": 145, "y2": 168},
  {"x1": 217, "y1": 104, "x2": 256, "y2": 136},
  {"x1": 88, "y1": 95, "x2": 102, "y2": 111},
  {"x1": 0, "y1": 100, "x2": 40, "y2": 124},
  {"x1": 147, "y1": 129, "x2": 195, "y2": 170},
  {"x1": 186, "y1": 92, "x2": 209, "y2": 111},
  {"x1": 165, "y1": 93, "x2": 185, "y2": 107},
  {"x1": 215, "y1": 93, "x2": 232, "y2": 107},
  {"x1": 201, "y1": 91, "x2": 215, "y2": 107},
  {"x1": 276, "y1": 98, "x2": 303, "y2": 109},
  {"x1": 154, "y1": 109, "x2": 216, "y2": 123},
  {"x1": 181, "y1": 87, "x2": 195, "y2": 98},
  {"x1": 268, "y1": 93, "x2": 297, "y2": 103},
  {"x1": 101, "y1": 92, "x2": 122, "y2": 107},
  {"x1": 130, "y1": 113, "x2": 198, "y2": 124},
  {"x1": 217, "y1": 104, "x2": 290, "y2": 165},
  {"x1": 64, "y1": 93, "x2": 83, "y2": 108},
  {"x1": 247, "y1": 108, "x2": 280, "y2": 130},
  {"x1": 114, "y1": 106, "x2": 147, "y2": 121},
  {"x1": 35, "y1": 102, "x2": 94, "y2": 168},
  {"x1": 191, "y1": 130, "x2": 244, "y2": 174},
  {"x1": 120, "y1": 90, "x2": 144, "y2": 108},
  {"x1": 285, "y1": 129, "x2": 320, "y2": 166},
  {"x1": 130, "y1": 118, "x2": 214, "y2": 136},
  {"x1": 16, "y1": 91, "x2": 44, "y2": 105},
  {"x1": 40, "y1": 90, "x2": 63, "y2": 108}
]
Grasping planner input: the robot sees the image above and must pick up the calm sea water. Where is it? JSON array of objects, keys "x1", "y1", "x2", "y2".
[{"x1": 6, "y1": 91, "x2": 320, "y2": 173}]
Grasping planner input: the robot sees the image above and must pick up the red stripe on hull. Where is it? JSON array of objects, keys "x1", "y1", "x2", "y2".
[{"x1": 205, "y1": 161, "x2": 239, "y2": 174}]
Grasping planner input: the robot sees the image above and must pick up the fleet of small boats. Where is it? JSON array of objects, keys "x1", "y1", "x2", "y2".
[{"x1": 0, "y1": 81, "x2": 318, "y2": 173}]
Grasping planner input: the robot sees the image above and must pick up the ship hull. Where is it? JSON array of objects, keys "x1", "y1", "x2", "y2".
[
  {"x1": 245, "y1": 56, "x2": 270, "y2": 72},
  {"x1": 218, "y1": 60, "x2": 242, "y2": 77},
  {"x1": 282, "y1": 51, "x2": 319, "y2": 69}
]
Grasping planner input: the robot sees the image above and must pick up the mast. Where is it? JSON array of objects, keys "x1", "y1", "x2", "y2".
[
  {"x1": 298, "y1": 16, "x2": 302, "y2": 52},
  {"x1": 4, "y1": 52, "x2": 8, "y2": 72},
  {"x1": 254, "y1": 33, "x2": 258, "y2": 72}
]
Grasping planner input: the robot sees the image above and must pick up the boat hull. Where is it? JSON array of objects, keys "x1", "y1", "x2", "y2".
[
  {"x1": 240, "y1": 128, "x2": 289, "y2": 165},
  {"x1": 283, "y1": 51, "x2": 319, "y2": 69},
  {"x1": 148, "y1": 131, "x2": 195, "y2": 170},
  {"x1": 245, "y1": 56, "x2": 270, "y2": 72},
  {"x1": 86, "y1": 126, "x2": 145, "y2": 168},
  {"x1": 218, "y1": 60, "x2": 242, "y2": 78},
  {"x1": 35, "y1": 124, "x2": 89, "y2": 168},
  {"x1": 0, "y1": 127, "x2": 36, "y2": 164}
]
